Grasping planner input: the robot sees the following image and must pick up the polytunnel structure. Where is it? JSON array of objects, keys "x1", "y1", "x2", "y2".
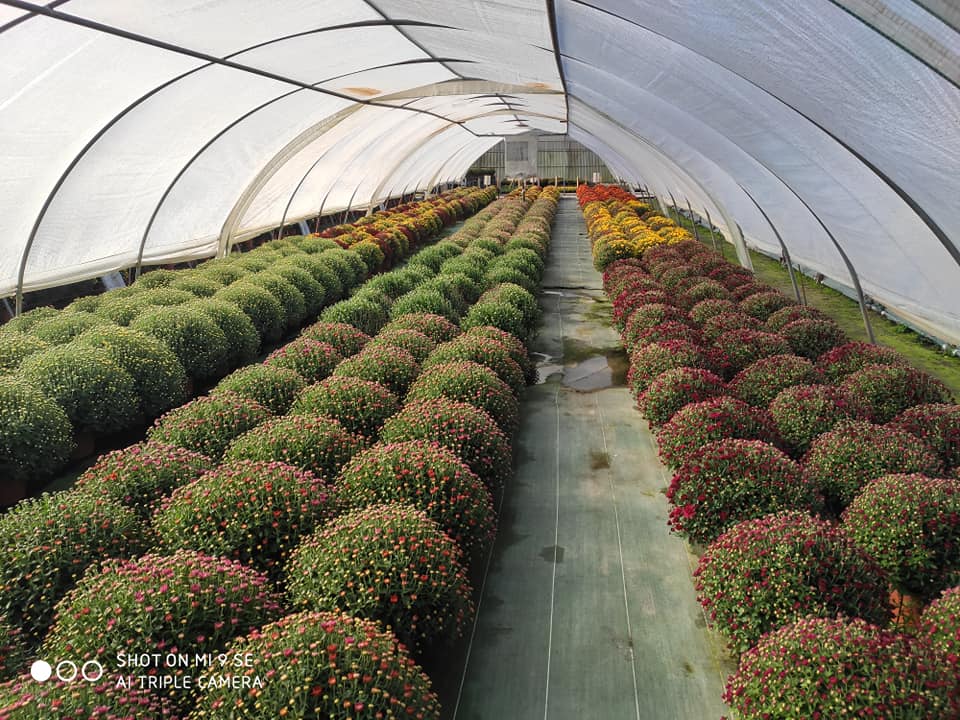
[
  {"x1": 1, "y1": 0, "x2": 958, "y2": 340},
  {"x1": 2, "y1": 3, "x2": 960, "y2": 720}
]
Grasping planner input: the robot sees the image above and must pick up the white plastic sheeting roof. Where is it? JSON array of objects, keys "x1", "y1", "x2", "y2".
[{"x1": 1, "y1": 0, "x2": 959, "y2": 342}]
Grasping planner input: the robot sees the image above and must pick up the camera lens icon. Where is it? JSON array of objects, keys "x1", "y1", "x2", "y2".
[{"x1": 30, "y1": 659, "x2": 103, "y2": 683}]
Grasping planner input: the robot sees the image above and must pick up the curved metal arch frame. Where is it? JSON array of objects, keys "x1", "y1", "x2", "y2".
[
  {"x1": 568, "y1": 70, "x2": 902, "y2": 337},
  {"x1": 391, "y1": 136, "x2": 500, "y2": 198},
  {"x1": 232, "y1": 106, "x2": 564, "y2": 251},
  {"x1": 567, "y1": 0, "x2": 960, "y2": 270},
  {"x1": 8, "y1": 12, "x2": 475, "y2": 311},
  {"x1": 760, "y1": 166, "x2": 878, "y2": 343},
  {"x1": 135, "y1": 55, "x2": 456, "y2": 275},
  {"x1": 566, "y1": 100, "x2": 750, "y2": 271},
  {"x1": 564, "y1": 59, "x2": 921, "y2": 278},
  {"x1": 738, "y1": 183, "x2": 803, "y2": 303},
  {"x1": 360, "y1": 124, "x2": 467, "y2": 218},
  {"x1": 228, "y1": 107, "x2": 445, "y2": 251}
]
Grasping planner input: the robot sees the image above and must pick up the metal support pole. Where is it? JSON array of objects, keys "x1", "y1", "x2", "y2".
[
  {"x1": 739, "y1": 184, "x2": 803, "y2": 304},
  {"x1": 755, "y1": 171, "x2": 876, "y2": 343},
  {"x1": 704, "y1": 209, "x2": 720, "y2": 252},
  {"x1": 667, "y1": 191, "x2": 681, "y2": 225},
  {"x1": 684, "y1": 198, "x2": 701, "y2": 243}
]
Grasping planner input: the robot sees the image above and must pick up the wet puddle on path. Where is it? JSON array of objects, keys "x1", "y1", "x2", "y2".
[{"x1": 532, "y1": 349, "x2": 629, "y2": 390}]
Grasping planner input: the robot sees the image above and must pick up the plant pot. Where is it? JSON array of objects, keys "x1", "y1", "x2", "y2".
[{"x1": 890, "y1": 588, "x2": 923, "y2": 630}]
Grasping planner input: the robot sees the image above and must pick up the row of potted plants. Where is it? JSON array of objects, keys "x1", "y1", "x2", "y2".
[
  {"x1": 0, "y1": 188, "x2": 497, "y2": 502},
  {"x1": 596, "y1": 234, "x2": 960, "y2": 717},
  {"x1": 0, "y1": 188, "x2": 558, "y2": 718},
  {"x1": 577, "y1": 184, "x2": 694, "y2": 271}
]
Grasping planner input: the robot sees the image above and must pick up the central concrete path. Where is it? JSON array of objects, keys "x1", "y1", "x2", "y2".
[{"x1": 448, "y1": 197, "x2": 731, "y2": 720}]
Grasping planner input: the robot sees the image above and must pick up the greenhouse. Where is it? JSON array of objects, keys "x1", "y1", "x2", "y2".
[{"x1": 1, "y1": 2, "x2": 959, "y2": 719}]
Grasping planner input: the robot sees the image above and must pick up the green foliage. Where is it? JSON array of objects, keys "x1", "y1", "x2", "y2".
[
  {"x1": 245, "y1": 272, "x2": 307, "y2": 333},
  {"x1": 75, "y1": 325, "x2": 189, "y2": 418},
  {"x1": 0, "y1": 376, "x2": 73, "y2": 484},
  {"x1": 18, "y1": 344, "x2": 139, "y2": 433},
  {"x1": 270, "y1": 264, "x2": 326, "y2": 317},
  {"x1": 320, "y1": 297, "x2": 390, "y2": 336},
  {"x1": 215, "y1": 281, "x2": 285, "y2": 344},
  {"x1": 224, "y1": 414, "x2": 363, "y2": 480},
  {"x1": 148, "y1": 391, "x2": 271, "y2": 461},
  {"x1": 29, "y1": 312, "x2": 113, "y2": 345},
  {"x1": 0, "y1": 333, "x2": 48, "y2": 373},
  {"x1": 190, "y1": 298, "x2": 261, "y2": 367},
  {"x1": 290, "y1": 376, "x2": 400, "y2": 439},
  {"x1": 0, "y1": 490, "x2": 146, "y2": 639},
  {"x1": 130, "y1": 305, "x2": 231, "y2": 382},
  {"x1": 287, "y1": 503, "x2": 473, "y2": 653},
  {"x1": 154, "y1": 460, "x2": 336, "y2": 573},
  {"x1": 213, "y1": 363, "x2": 308, "y2": 414}
]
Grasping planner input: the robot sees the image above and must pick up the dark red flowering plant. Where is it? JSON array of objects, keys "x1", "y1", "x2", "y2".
[
  {"x1": 695, "y1": 511, "x2": 889, "y2": 652},
  {"x1": 655, "y1": 395, "x2": 778, "y2": 469},
  {"x1": 728, "y1": 353, "x2": 820, "y2": 407},
  {"x1": 843, "y1": 473, "x2": 960, "y2": 601},
  {"x1": 700, "y1": 311, "x2": 762, "y2": 343},
  {"x1": 666, "y1": 439, "x2": 820, "y2": 545},
  {"x1": 622, "y1": 304, "x2": 693, "y2": 350},
  {"x1": 711, "y1": 328, "x2": 791, "y2": 376},
  {"x1": 815, "y1": 340, "x2": 908, "y2": 382},
  {"x1": 919, "y1": 586, "x2": 960, "y2": 672},
  {"x1": 780, "y1": 318, "x2": 848, "y2": 360},
  {"x1": 382, "y1": 311, "x2": 461, "y2": 343},
  {"x1": 803, "y1": 420, "x2": 943, "y2": 510},
  {"x1": 687, "y1": 298, "x2": 738, "y2": 326},
  {"x1": 638, "y1": 367, "x2": 727, "y2": 426},
  {"x1": 738, "y1": 290, "x2": 796, "y2": 320},
  {"x1": 723, "y1": 616, "x2": 959, "y2": 719},
  {"x1": 423, "y1": 336, "x2": 525, "y2": 395},
  {"x1": 299, "y1": 320, "x2": 371, "y2": 357},
  {"x1": 890, "y1": 403, "x2": 960, "y2": 471},
  {"x1": 627, "y1": 340, "x2": 709, "y2": 397},
  {"x1": 768, "y1": 384, "x2": 867, "y2": 456},
  {"x1": 839, "y1": 363, "x2": 954, "y2": 423}
]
